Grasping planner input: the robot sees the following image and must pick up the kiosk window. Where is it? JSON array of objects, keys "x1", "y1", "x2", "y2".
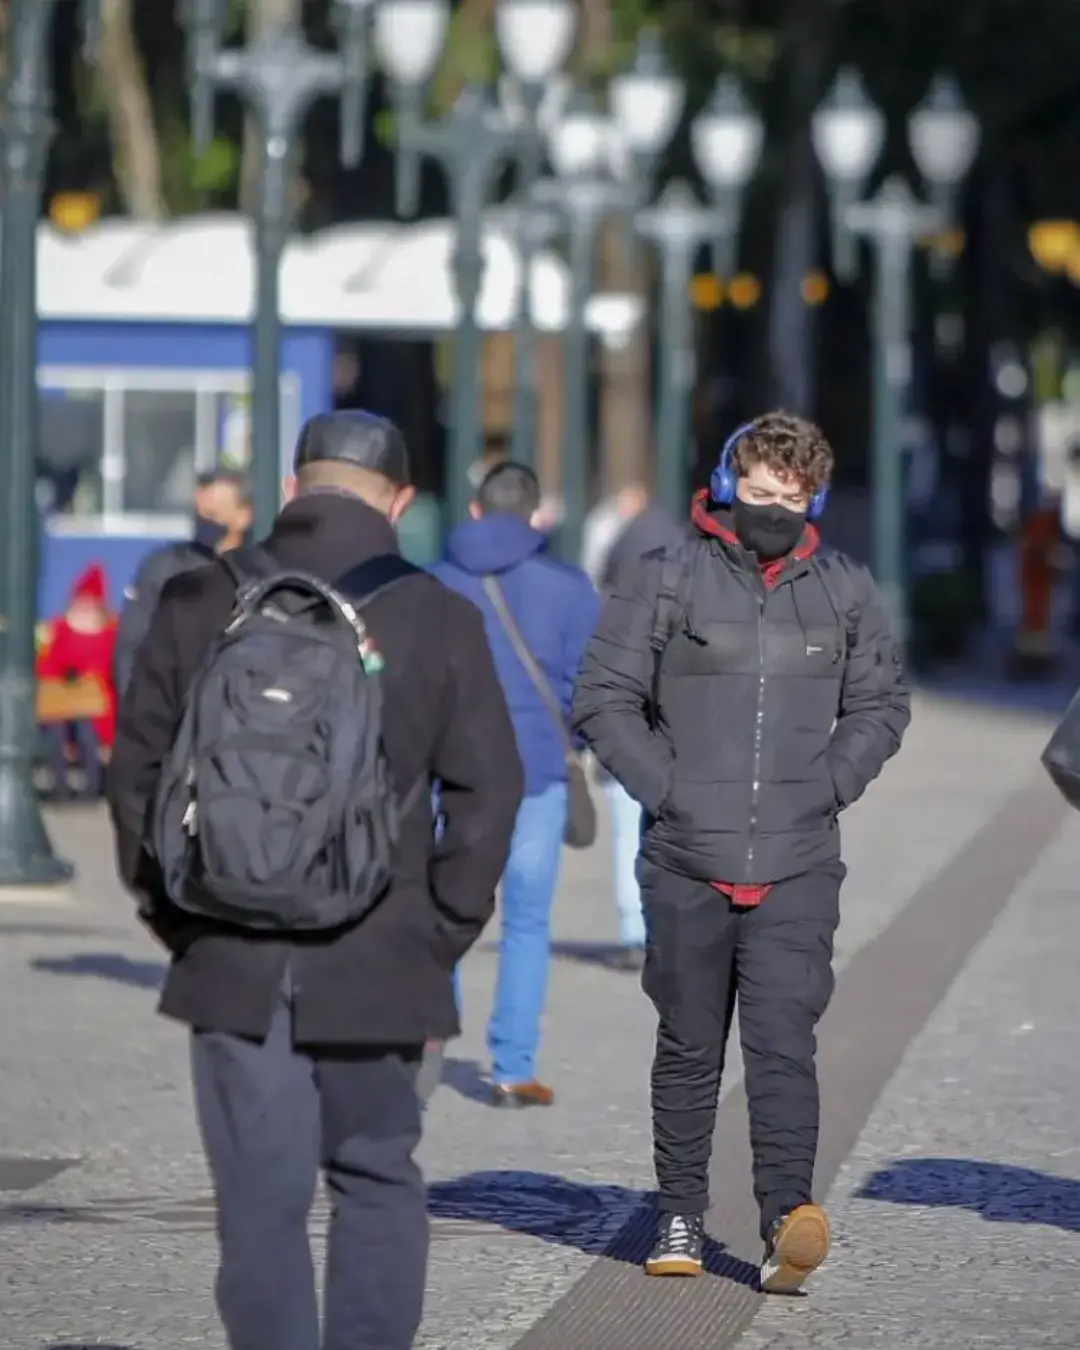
[
  {"x1": 122, "y1": 390, "x2": 198, "y2": 514},
  {"x1": 39, "y1": 386, "x2": 105, "y2": 515}
]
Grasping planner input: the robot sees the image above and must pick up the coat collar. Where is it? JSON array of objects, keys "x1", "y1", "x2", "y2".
[{"x1": 263, "y1": 491, "x2": 400, "y2": 579}]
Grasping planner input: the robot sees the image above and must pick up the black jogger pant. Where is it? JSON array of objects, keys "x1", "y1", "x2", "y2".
[
  {"x1": 640, "y1": 859, "x2": 843, "y2": 1239},
  {"x1": 191, "y1": 988, "x2": 426, "y2": 1350}
]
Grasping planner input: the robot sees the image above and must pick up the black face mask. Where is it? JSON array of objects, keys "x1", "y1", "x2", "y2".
[
  {"x1": 732, "y1": 499, "x2": 806, "y2": 562},
  {"x1": 193, "y1": 514, "x2": 229, "y2": 551}
]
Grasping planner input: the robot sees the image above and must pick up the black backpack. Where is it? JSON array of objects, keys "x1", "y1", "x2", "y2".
[{"x1": 150, "y1": 548, "x2": 423, "y2": 932}]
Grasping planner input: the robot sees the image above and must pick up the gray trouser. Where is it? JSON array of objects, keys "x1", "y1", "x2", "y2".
[{"x1": 191, "y1": 990, "x2": 426, "y2": 1350}]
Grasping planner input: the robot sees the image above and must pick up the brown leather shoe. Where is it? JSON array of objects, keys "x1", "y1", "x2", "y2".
[{"x1": 490, "y1": 1080, "x2": 554, "y2": 1108}]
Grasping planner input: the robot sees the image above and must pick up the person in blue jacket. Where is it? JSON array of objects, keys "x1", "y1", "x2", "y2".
[{"x1": 431, "y1": 461, "x2": 599, "y2": 1107}]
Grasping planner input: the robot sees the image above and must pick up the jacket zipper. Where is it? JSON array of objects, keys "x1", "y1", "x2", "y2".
[{"x1": 746, "y1": 590, "x2": 766, "y2": 881}]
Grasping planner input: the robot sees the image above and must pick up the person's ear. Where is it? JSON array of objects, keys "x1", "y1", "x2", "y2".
[
  {"x1": 468, "y1": 501, "x2": 483, "y2": 521},
  {"x1": 388, "y1": 485, "x2": 416, "y2": 526},
  {"x1": 281, "y1": 476, "x2": 297, "y2": 503}
]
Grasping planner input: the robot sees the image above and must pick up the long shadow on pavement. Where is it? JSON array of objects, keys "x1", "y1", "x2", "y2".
[
  {"x1": 857, "y1": 1157, "x2": 1080, "y2": 1233},
  {"x1": 31, "y1": 952, "x2": 166, "y2": 990},
  {"x1": 428, "y1": 1169, "x2": 755, "y2": 1282}
]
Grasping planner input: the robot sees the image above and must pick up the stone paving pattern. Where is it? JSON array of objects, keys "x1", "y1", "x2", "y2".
[{"x1": 0, "y1": 693, "x2": 1076, "y2": 1348}]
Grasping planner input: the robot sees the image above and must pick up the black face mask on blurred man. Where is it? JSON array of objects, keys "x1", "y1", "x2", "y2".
[
  {"x1": 732, "y1": 499, "x2": 806, "y2": 562},
  {"x1": 193, "y1": 515, "x2": 229, "y2": 552}
]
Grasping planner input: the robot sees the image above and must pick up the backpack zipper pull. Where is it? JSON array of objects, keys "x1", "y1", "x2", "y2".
[{"x1": 182, "y1": 800, "x2": 198, "y2": 835}]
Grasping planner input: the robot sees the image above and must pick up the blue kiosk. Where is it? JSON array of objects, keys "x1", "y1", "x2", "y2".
[{"x1": 34, "y1": 211, "x2": 639, "y2": 618}]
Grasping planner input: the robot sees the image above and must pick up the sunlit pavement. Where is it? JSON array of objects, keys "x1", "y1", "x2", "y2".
[{"x1": 1, "y1": 690, "x2": 1078, "y2": 1349}]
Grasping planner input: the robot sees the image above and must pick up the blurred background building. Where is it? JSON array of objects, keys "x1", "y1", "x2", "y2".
[{"x1": 11, "y1": 0, "x2": 1080, "y2": 675}]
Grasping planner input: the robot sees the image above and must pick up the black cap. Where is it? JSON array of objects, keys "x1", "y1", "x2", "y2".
[{"x1": 293, "y1": 410, "x2": 410, "y2": 486}]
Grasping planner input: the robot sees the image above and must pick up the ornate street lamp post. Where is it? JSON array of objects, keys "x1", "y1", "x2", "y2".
[
  {"x1": 0, "y1": 0, "x2": 99, "y2": 885},
  {"x1": 813, "y1": 69, "x2": 979, "y2": 641},
  {"x1": 690, "y1": 73, "x2": 763, "y2": 278},
  {"x1": 374, "y1": 0, "x2": 575, "y2": 520},
  {"x1": 536, "y1": 95, "x2": 628, "y2": 563},
  {"x1": 185, "y1": 0, "x2": 374, "y2": 536},
  {"x1": 608, "y1": 27, "x2": 685, "y2": 227},
  {"x1": 636, "y1": 182, "x2": 727, "y2": 516}
]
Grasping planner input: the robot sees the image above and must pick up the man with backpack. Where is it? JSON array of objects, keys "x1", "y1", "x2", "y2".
[
  {"x1": 431, "y1": 461, "x2": 599, "y2": 1107},
  {"x1": 107, "y1": 411, "x2": 523, "y2": 1350},
  {"x1": 572, "y1": 413, "x2": 910, "y2": 1292},
  {"x1": 113, "y1": 469, "x2": 253, "y2": 697}
]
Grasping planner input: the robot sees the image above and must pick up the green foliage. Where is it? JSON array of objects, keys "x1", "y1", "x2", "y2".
[{"x1": 187, "y1": 135, "x2": 241, "y2": 194}]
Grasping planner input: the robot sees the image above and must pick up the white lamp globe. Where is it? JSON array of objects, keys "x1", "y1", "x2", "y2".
[
  {"x1": 691, "y1": 75, "x2": 763, "y2": 189},
  {"x1": 908, "y1": 74, "x2": 980, "y2": 186},
  {"x1": 549, "y1": 92, "x2": 610, "y2": 179},
  {"x1": 811, "y1": 67, "x2": 886, "y2": 184},
  {"x1": 495, "y1": 0, "x2": 577, "y2": 85},
  {"x1": 608, "y1": 29, "x2": 685, "y2": 156},
  {"x1": 373, "y1": 0, "x2": 450, "y2": 87}
]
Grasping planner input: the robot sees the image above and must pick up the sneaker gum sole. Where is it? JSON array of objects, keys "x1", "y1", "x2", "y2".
[
  {"x1": 759, "y1": 1204, "x2": 831, "y2": 1295},
  {"x1": 644, "y1": 1255, "x2": 705, "y2": 1278}
]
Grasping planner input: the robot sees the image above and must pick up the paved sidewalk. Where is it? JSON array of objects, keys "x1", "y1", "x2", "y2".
[{"x1": 0, "y1": 693, "x2": 1073, "y2": 1349}]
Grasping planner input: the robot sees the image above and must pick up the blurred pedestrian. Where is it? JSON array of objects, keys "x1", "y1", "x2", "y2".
[
  {"x1": 432, "y1": 461, "x2": 599, "y2": 1107},
  {"x1": 108, "y1": 411, "x2": 523, "y2": 1350},
  {"x1": 574, "y1": 413, "x2": 910, "y2": 1292},
  {"x1": 595, "y1": 485, "x2": 686, "y2": 971},
  {"x1": 113, "y1": 469, "x2": 253, "y2": 697}
]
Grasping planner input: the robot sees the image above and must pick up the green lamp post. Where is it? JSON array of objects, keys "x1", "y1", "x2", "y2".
[
  {"x1": 537, "y1": 93, "x2": 627, "y2": 564},
  {"x1": 636, "y1": 182, "x2": 728, "y2": 517},
  {"x1": 374, "y1": 0, "x2": 576, "y2": 523},
  {"x1": 690, "y1": 73, "x2": 763, "y2": 279},
  {"x1": 0, "y1": 0, "x2": 99, "y2": 886},
  {"x1": 846, "y1": 178, "x2": 943, "y2": 640},
  {"x1": 812, "y1": 68, "x2": 979, "y2": 643},
  {"x1": 185, "y1": 0, "x2": 374, "y2": 537}
]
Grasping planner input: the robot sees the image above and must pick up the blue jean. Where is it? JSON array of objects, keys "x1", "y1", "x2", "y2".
[
  {"x1": 607, "y1": 778, "x2": 646, "y2": 947},
  {"x1": 487, "y1": 782, "x2": 568, "y2": 1084}
]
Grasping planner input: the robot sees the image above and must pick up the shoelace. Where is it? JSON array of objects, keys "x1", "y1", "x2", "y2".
[{"x1": 663, "y1": 1215, "x2": 700, "y2": 1254}]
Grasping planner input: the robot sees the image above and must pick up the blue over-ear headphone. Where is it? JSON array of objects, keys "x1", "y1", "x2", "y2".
[{"x1": 709, "y1": 422, "x2": 829, "y2": 521}]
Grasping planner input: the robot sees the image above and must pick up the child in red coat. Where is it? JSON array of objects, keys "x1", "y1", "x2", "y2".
[{"x1": 37, "y1": 564, "x2": 118, "y2": 795}]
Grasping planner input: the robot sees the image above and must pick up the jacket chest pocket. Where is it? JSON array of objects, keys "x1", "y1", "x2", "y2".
[
  {"x1": 664, "y1": 620, "x2": 760, "y2": 677},
  {"x1": 762, "y1": 623, "x2": 844, "y2": 677}
]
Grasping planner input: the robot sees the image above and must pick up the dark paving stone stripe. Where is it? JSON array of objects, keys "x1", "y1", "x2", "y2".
[
  {"x1": 510, "y1": 776, "x2": 1068, "y2": 1350},
  {"x1": 0, "y1": 1158, "x2": 80, "y2": 1192}
]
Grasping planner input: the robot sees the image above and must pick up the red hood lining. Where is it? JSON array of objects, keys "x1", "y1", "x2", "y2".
[{"x1": 689, "y1": 488, "x2": 819, "y2": 585}]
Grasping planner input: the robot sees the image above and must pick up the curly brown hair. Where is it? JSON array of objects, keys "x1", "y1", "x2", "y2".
[{"x1": 730, "y1": 412, "x2": 834, "y2": 493}]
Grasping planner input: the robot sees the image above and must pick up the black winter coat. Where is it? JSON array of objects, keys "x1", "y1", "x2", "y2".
[
  {"x1": 573, "y1": 502, "x2": 910, "y2": 885},
  {"x1": 113, "y1": 540, "x2": 215, "y2": 697},
  {"x1": 107, "y1": 491, "x2": 525, "y2": 1045}
]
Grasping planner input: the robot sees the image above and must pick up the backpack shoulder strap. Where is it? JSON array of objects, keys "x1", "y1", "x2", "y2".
[
  {"x1": 813, "y1": 551, "x2": 860, "y2": 650},
  {"x1": 335, "y1": 553, "x2": 423, "y2": 608},
  {"x1": 648, "y1": 545, "x2": 691, "y2": 718},
  {"x1": 649, "y1": 548, "x2": 688, "y2": 654},
  {"x1": 218, "y1": 544, "x2": 278, "y2": 591}
]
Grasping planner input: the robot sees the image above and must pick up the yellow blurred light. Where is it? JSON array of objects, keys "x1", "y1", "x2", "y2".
[
  {"x1": 728, "y1": 273, "x2": 761, "y2": 309},
  {"x1": 689, "y1": 274, "x2": 724, "y2": 310},
  {"x1": 1065, "y1": 246, "x2": 1080, "y2": 287},
  {"x1": 919, "y1": 226, "x2": 966, "y2": 257},
  {"x1": 49, "y1": 192, "x2": 102, "y2": 234},
  {"x1": 1029, "y1": 220, "x2": 1080, "y2": 274},
  {"x1": 800, "y1": 271, "x2": 829, "y2": 306}
]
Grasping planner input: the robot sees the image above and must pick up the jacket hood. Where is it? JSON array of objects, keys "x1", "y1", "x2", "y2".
[
  {"x1": 443, "y1": 513, "x2": 547, "y2": 575},
  {"x1": 690, "y1": 487, "x2": 819, "y2": 582},
  {"x1": 70, "y1": 562, "x2": 108, "y2": 604}
]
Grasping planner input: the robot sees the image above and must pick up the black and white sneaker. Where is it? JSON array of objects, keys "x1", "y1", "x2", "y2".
[
  {"x1": 644, "y1": 1213, "x2": 705, "y2": 1276},
  {"x1": 759, "y1": 1204, "x2": 830, "y2": 1294}
]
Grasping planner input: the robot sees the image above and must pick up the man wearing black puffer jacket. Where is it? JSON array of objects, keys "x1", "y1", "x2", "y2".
[{"x1": 572, "y1": 413, "x2": 910, "y2": 1294}]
